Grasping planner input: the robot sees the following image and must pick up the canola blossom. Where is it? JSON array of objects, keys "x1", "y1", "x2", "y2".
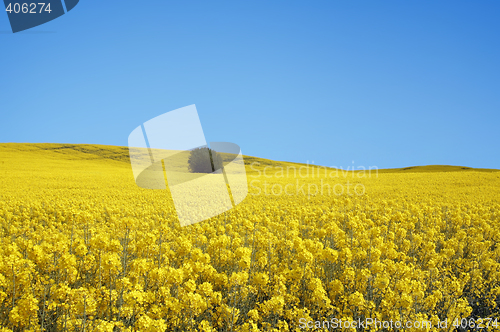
[{"x1": 0, "y1": 143, "x2": 499, "y2": 331}]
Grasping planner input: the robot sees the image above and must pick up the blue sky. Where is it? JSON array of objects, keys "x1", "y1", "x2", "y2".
[{"x1": 1, "y1": 0, "x2": 499, "y2": 169}]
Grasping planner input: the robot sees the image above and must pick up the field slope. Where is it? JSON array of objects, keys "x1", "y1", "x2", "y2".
[
  {"x1": 0, "y1": 143, "x2": 499, "y2": 332},
  {"x1": 1, "y1": 142, "x2": 497, "y2": 174}
]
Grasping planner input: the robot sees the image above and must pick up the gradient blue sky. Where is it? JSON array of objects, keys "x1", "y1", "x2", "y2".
[{"x1": 1, "y1": 0, "x2": 499, "y2": 169}]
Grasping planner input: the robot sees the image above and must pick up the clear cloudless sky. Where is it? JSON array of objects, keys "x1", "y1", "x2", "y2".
[{"x1": 1, "y1": 0, "x2": 499, "y2": 169}]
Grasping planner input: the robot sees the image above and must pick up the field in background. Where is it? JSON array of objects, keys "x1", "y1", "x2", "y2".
[{"x1": 0, "y1": 143, "x2": 499, "y2": 331}]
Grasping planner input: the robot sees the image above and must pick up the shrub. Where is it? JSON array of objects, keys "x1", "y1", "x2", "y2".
[{"x1": 188, "y1": 147, "x2": 223, "y2": 173}]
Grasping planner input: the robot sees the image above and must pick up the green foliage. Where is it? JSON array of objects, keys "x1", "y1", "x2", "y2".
[{"x1": 188, "y1": 147, "x2": 223, "y2": 173}]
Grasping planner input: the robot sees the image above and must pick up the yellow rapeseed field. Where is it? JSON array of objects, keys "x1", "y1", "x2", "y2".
[{"x1": 0, "y1": 143, "x2": 499, "y2": 332}]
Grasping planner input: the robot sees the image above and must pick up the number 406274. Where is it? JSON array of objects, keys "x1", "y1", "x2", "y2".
[
  {"x1": 452, "y1": 318, "x2": 498, "y2": 329},
  {"x1": 5, "y1": 3, "x2": 52, "y2": 14}
]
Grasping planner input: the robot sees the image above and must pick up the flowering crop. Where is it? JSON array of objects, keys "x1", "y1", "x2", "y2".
[{"x1": 0, "y1": 143, "x2": 499, "y2": 331}]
